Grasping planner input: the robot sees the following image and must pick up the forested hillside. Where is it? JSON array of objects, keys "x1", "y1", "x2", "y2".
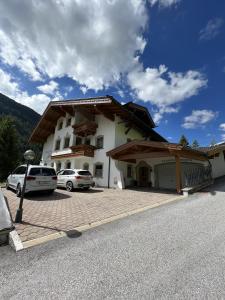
[{"x1": 0, "y1": 93, "x2": 42, "y2": 163}]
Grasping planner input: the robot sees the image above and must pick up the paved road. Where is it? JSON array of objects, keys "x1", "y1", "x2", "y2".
[{"x1": 1, "y1": 181, "x2": 225, "y2": 299}]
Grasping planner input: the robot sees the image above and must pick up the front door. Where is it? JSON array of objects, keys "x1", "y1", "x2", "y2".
[{"x1": 139, "y1": 166, "x2": 149, "y2": 187}]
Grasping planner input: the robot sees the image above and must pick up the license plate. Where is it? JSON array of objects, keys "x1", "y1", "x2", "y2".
[{"x1": 39, "y1": 181, "x2": 50, "y2": 185}]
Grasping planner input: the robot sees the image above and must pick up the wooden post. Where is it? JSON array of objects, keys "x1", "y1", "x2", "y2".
[{"x1": 175, "y1": 155, "x2": 182, "y2": 194}]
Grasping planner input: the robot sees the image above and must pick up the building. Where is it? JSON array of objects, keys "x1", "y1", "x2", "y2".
[{"x1": 29, "y1": 96, "x2": 212, "y2": 193}]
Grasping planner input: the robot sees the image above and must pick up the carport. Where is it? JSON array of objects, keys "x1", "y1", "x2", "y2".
[{"x1": 107, "y1": 140, "x2": 210, "y2": 193}]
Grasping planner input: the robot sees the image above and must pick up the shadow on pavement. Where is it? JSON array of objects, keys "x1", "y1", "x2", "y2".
[
  {"x1": 25, "y1": 191, "x2": 72, "y2": 201},
  {"x1": 22, "y1": 221, "x2": 82, "y2": 238},
  {"x1": 198, "y1": 176, "x2": 225, "y2": 196}
]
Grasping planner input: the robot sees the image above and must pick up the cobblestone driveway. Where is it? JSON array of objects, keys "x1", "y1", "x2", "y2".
[{"x1": 4, "y1": 187, "x2": 178, "y2": 243}]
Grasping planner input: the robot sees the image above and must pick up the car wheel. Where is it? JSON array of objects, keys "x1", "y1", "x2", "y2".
[
  {"x1": 16, "y1": 184, "x2": 21, "y2": 197},
  {"x1": 6, "y1": 180, "x2": 10, "y2": 190},
  {"x1": 66, "y1": 181, "x2": 73, "y2": 192}
]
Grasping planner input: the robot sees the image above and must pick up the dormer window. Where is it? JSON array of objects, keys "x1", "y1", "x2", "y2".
[
  {"x1": 66, "y1": 118, "x2": 71, "y2": 127},
  {"x1": 58, "y1": 121, "x2": 63, "y2": 130},
  {"x1": 55, "y1": 139, "x2": 61, "y2": 150},
  {"x1": 64, "y1": 136, "x2": 70, "y2": 148},
  {"x1": 96, "y1": 135, "x2": 104, "y2": 149}
]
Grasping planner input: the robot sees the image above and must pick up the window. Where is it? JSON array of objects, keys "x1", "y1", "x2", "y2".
[
  {"x1": 55, "y1": 139, "x2": 61, "y2": 150},
  {"x1": 58, "y1": 121, "x2": 63, "y2": 130},
  {"x1": 14, "y1": 166, "x2": 27, "y2": 175},
  {"x1": 65, "y1": 161, "x2": 71, "y2": 169},
  {"x1": 83, "y1": 162, "x2": 89, "y2": 170},
  {"x1": 62, "y1": 170, "x2": 75, "y2": 175},
  {"x1": 29, "y1": 168, "x2": 56, "y2": 176},
  {"x1": 66, "y1": 118, "x2": 71, "y2": 127},
  {"x1": 64, "y1": 137, "x2": 70, "y2": 148},
  {"x1": 94, "y1": 163, "x2": 103, "y2": 178},
  {"x1": 85, "y1": 137, "x2": 90, "y2": 145},
  {"x1": 76, "y1": 137, "x2": 82, "y2": 145},
  {"x1": 96, "y1": 136, "x2": 104, "y2": 149},
  {"x1": 56, "y1": 162, "x2": 61, "y2": 172},
  {"x1": 127, "y1": 165, "x2": 133, "y2": 178},
  {"x1": 78, "y1": 170, "x2": 92, "y2": 176}
]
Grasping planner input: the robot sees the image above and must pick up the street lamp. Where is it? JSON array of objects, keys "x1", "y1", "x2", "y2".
[{"x1": 15, "y1": 150, "x2": 35, "y2": 223}]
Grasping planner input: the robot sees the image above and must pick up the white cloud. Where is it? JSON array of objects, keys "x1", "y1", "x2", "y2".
[
  {"x1": 199, "y1": 18, "x2": 224, "y2": 41},
  {"x1": 37, "y1": 80, "x2": 58, "y2": 95},
  {"x1": 182, "y1": 110, "x2": 217, "y2": 129},
  {"x1": 128, "y1": 64, "x2": 207, "y2": 123},
  {"x1": 0, "y1": 0, "x2": 147, "y2": 91},
  {"x1": 0, "y1": 68, "x2": 52, "y2": 113},
  {"x1": 221, "y1": 134, "x2": 225, "y2": 141},
  {"x1": 149, "y1": 0, "x2": 181, "y2": 7},
  {"x1": 219, "y1": 123, "x2": 225, "y2": 131}
]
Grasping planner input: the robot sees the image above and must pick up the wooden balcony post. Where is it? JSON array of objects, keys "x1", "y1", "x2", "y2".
[{"x1": 175, "y1": 154, "x2": 182, "y2": 194}]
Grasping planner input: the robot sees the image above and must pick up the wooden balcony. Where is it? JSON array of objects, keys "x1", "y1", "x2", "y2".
[
  {"x1": 73, "y1": 121, "x2": 98, "y2": 137},
  {"x1": 70, "y1": 144, "x2": 96, "y2": 157}
]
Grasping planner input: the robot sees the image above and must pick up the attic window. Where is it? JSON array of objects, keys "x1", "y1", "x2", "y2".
[
  {"x1": 58, "y1": 121, "x2": 63, "y2": 130},
  {"x1": 66, "y1": 118, "x2": 71, "y2": 127}
]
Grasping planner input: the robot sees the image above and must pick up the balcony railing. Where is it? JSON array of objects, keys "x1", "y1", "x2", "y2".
[
  {"x1": 70, "y1": 144, "x2": 96, "y2": 157},
  {"x1": 73, "y1": 121, "x2": 98, "y2": 137}
]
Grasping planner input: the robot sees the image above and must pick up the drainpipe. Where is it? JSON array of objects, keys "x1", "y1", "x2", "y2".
[{"x1": 108, "y1": 156, "x2": 111, "y2": 188}]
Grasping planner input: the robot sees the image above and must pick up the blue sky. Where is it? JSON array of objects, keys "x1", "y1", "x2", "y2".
[{"x1": 0, "y1": 0, "x2": 224, "y2": 146}]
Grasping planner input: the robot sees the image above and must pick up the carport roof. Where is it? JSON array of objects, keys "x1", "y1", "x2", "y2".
[{"x1": 107, "y1": 140, "x2": 208, "y2": 163}]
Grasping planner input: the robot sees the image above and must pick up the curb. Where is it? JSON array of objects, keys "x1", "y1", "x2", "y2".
[{"x1": 22, "y1": 194, "x2": 185, "y2": 250}]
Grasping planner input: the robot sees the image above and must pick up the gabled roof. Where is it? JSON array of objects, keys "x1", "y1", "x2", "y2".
[
  {"x1": 123, "y1": 102, "x2": 155, "y2": 128},
  {"x1": 29, "y1": 95, "x2": 166, "y2": 143},
  {"x1": 107, "y1": 140, "x2": 208, "y2": 162},
  {"x1": 199, "y1": 144, "x2": 225, "y2": 156}
]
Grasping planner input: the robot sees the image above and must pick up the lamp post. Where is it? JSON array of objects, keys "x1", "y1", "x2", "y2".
[{"x1": 15, "y1": 150, "x2": 35, "y2": 223}]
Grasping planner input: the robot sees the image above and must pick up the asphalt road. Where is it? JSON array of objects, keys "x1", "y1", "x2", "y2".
[{"x1": 1, "y1": 181, "x2": 225, "y2": 299}]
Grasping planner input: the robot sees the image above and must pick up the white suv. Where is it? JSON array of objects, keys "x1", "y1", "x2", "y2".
[
  {"x1": 57, "y1": 169, "x2": 95, "y2": 191},
  {"x1": 6, "y1": 165, "x2": 57, "y2": 196}
]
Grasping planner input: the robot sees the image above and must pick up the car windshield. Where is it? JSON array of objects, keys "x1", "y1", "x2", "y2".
[
  {"x1": 29, "y1": 167, "x2": 56, "y2": 176},
  {"x1": 78, "y1": 171, "x2": 92, "y2": 176}
]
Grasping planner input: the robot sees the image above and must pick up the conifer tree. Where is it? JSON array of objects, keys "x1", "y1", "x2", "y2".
[
  {"x1": 0, "y1": 116, "x2": 19, "y2": 181},
  {"x1": 179, "y1": 134, "x2": 189, "y2": 146}
]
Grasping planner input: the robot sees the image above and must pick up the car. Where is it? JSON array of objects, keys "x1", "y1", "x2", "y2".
[
  {"x1": 6, "y1": 165, "x2": 57, "y2": 196},
  {"x1": 57, "y1": 169, "x2": 95, "y2": 191}
]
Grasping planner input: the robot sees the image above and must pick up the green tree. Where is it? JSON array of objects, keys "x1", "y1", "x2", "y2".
[
  {"x1": 0, "y1": 116, "x2": 19, "y2": 181},
  {"x1": 191, "y1": 139, "x2": 199, "y2": 149},
  {"x1": 179, "y1": 134, "x2": 189, "y2": 146}
]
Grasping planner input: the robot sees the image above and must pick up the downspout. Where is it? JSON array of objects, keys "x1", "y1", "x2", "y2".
[{"x1": 108, "y1": 156, "x2": 111, "y2": 188}]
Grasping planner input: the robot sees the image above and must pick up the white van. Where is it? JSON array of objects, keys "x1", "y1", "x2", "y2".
[{"x1": 6, "y1": 165, "x2": 57, "y2": 196}]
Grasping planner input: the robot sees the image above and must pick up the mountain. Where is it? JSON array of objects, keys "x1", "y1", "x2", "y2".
[{"x1": 0, "y1": 93, "x2": 42, "y2": 162}]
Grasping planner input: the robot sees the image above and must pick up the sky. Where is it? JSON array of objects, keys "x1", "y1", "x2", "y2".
[{"x1": 0, "y1": 0, "x2": 224, "y2": 146}]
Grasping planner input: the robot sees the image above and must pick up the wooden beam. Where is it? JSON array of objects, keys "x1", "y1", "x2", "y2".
[
  {"x1": 50, "y1": 106, "x2": 66, "y2": 117},
  {"x1": 76, "y1": 107, "x2": 95, "y2": 121},
  {"x1": 94, "y1": 106, "x2": 115, "y2": 121},
  {"x1": 60, "y1": 105, "x2": 74, "y2": 116},
  {"x1": 175, "y1": 155, "x2": 182, "y2": 194},
  {"x1": 114, "y1": 151, "x2": 172, "y2": 160}
]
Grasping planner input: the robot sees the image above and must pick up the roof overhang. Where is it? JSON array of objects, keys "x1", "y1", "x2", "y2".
[
  {"x1": 107, "y1": 140, "x2": 208, "y2": 163},
  {"x1": 29, "y1": 96, "x2": 165, "y2": 144}
]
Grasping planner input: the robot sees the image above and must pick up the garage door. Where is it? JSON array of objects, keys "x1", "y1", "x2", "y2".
[
  {"x1": 155, "y1": 163, "x2": 176, "y2": 190},
  {"x1": 155, "y1": 162, "x2": 205, "y2": 190}
]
